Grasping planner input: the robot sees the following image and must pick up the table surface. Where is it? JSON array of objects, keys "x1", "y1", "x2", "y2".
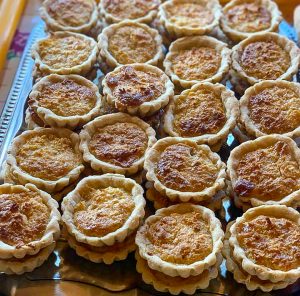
[{"x1": 0, "y1": 0, "x2": 299, "y2": 114}]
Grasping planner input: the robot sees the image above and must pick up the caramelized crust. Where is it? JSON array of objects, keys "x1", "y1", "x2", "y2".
[
  {"x1": 0, "y1": 191, "x2": 49, "y2": 247},
  {"x1": 103, "y1": 0, "x2": 160, "y2": 20},
  {"x1": 165, "y1": 2, "x2": 213, "y2": 27},
  {"x1": 108, "y1": 25, "x2": 157, "y2": 64},
  {"x1": 237, "y1": 215, "x2": 300, "y2": 271},
  {"x1": 46, "y1": 0, "x2": 94, "y2": 27},
  {"x1": 30, "y1": 78, "x2": 97, "y2": 116},
  {"x1": 145, "y1": 211, "x2": 212, "y2": 264},
  {"x1": 171, "y1": 47, "x2": 221, "y2": 81},
  {"x1": 106, "y1": 66, "x2": 165, "y2": 108},
  {"x1": 248, "y1": 85, "x2": 300, "y2": 134},
  {"x1": 240, "y1": 41, "x2": 290, "y2": 80},
  {"x1": 89, "y1": 122, "x2": 148, "y2": 168},
  {"x1": 73, "y1": 186, "x2": 134, "y2": 237},
  {"x1": 234, "y1": 141, "x2": 300, "y2": 200},
  {"x1": 156, "y1": 143, "x2": 219, "y2": 192},
  {"x1": 173, "y1": 87, "x2": 226, "y2": 137},
  {"x1": 38, "y1": 35, "x2": 92, "y2": 69},
  {"x1": 16, "y1": 133, "x2": 82, "y2": 181},
  {"x1": 224, "y1": 1, "x2": 271, "y2": 33}
]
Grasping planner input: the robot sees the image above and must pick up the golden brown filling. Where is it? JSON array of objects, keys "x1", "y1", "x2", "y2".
[
  {"x1": 74, "y1": 186, "x2": 134, "y2": 237},
  {"x1": 237, "y1": 215, "x2": 300, "y2": 271},
  {"x1": 171, "y1": 47, "x2": 221, "y2": 81},
  {"x1": 89, "y1": 122, "x2": 148, "y2": 168},
  {"x1": 146, "y1": 211, "x2": 212, "y2": 264},
  {"x1": 173, "y1": 87, "x2": 226, "y2": 137},
  {"x1": 38, "y1": 35, "x2": 92, "y2": 69},
  {"x1": 106, "y1": 66, "x2": 165, "y2": 109},
  {"x1": 165, "y1": 3, "x2": 214, "y2": 27},
  {"x1": 108, "y1": 25, "x2": 157, "y2": 64},
  {"x1": 103, "y1": 0, "x2": 160, "y2": 20},
  {"x1": 234, "y1": 141, "x2": 300, "y2": 200},
  {"x1": 225, "y1": 1, "x2": 271, "y2": 33},
  {"x1": 31, "y1": 78, "x2": 96, "y2": 116},
  {"x1": 240, "y1": 41, "x2": 290, "y2": 80},
  {"x1": 0, "y1": 190, "x2": 49, "y2": 247},
  {"x1": 16, "y1": 133, "x2": 82, "y2": 181},
  {"x1": 248, "y1": 85, "x2": 300, "y2": 134},
  {"x1": 46, "y1": 0, "x2": 94, "y2": 27},
  {"x1": 156, "y1": 143, "x2": 219, "y2": 192}
]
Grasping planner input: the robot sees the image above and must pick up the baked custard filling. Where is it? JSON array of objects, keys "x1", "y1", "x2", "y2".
[
  {"x1": 171, "y1": 47, "x2": 221, "y2": 81},
  {"x1": 0, "y1": 191, "x2": 49, "y2": 247},
  {"x1": 32, "y1": 79, "x2": 97, "y2": 116},
  {"x1": 38, "y1": 35, "x2": 92, "y2": 69},
  {"x1": 16, "y1": 133, "x2": 82, "y2": 181},
  {"x1": 173, "y1": 87, "x2": 226, "y2": 137},
  {"x1": 234, "y1": 141, "x2": 300, "y2": 200},
  {"x1": 106, "y1": 66, "x2": 165, "y2": 108},
  {"x1": 146, "y1": 210, "x2": 213, "y2": 264},
  {"x1": 156, "y1": 143, "x2": 219, "y2": 192},
  {"x1": 224, "y1": 1, "x2": 271, "y2": 33},
  {"x1": 240, "y1": 41, "x2": 290, "y2": 80},
  {"x1": 248, "y1": 85, "x2": 300, "y2": 134},
  {"x1": 74, "y1": 186, "x2": 134, "y2": 237},
  {"x1": 89, "y1": 122, "x2": 148, "y2": 168},
  {"x1": 236, "y1": 215, "x2": 300, "y2": 271}
]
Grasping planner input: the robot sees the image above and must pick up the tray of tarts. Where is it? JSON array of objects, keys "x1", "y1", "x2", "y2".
[{"x1": 0, "y1": 0, "x2": 300, "y2": 295}]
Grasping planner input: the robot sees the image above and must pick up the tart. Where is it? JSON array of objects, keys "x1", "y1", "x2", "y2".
[
  {"x1": 220, "y1": 0, "x2": 282, "y2": 42},
  {"x1": 99, "y1": 0, "x2": 160, "y2": 24},
  {"x1": 6, "y1": 128, "x2": 84, "y2": 193},
  {"x1": 144, "y1": 137, "x2": 226, "y2": 202},
  {"x1": 163, "y1": 82, "x2": 239, "y2": 148},
  {"x1": 135, "y1": 204, "x2": 224, "y2": 278},
  {"x1": 229, "y1": 205, "x2": 300, "y2": 284},
  {"x1": 158, "y1": 0, "x2": 221, "y2": 38},
  {"x1": 32, "y1": 31, "x2": 98, "y2": 77},
  {"x1": 62, "y1": 174, "x2": 145, "y2": 263},
  {"x1": 239, "y1": 80, "x2": 300, "y2": 140},
  {"x1": 227, "y1": 135, "x2": 300, "y2": 208},
  {"x1": 0, "y1": 183, "x2": 60, "y2": 274},
  {"x1": 79, "y1": 113, "x2": 157, "y2": 175},
  {"x1": 164, "y1": 36, "x2": 231, "y2": 88},
  {"x1": 231, "y1": 32, "x2": 300, "y2": 86},
  {"x1": 98, "y1": 20, "x2": 164, "y2": 71},
  {"x1": 102, "y1": 64, "x2": 174, "y2": 117},
  {"x1": 28, "y1": 74, "x2": 102, "y2": 129},
  {"x1": 40, "y1": 0, "x2": 98, "y2": 34}
]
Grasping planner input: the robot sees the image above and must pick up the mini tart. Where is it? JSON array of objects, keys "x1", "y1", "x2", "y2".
[
  {"x1": 220, "y1": 0, "x2": 282, "y2": 43},
  {"x1": 79, "y1": 113, "x2": 157, "y2": 175},
  {"x1": 99, "y1": 0, "x2": 160, "y2": 24},
  {"x1": 229, "y1": 205, "x2": 300, "y2": 283},
  {"x1": 135, "y1": 204, "x2": 224, "y2": 278},
  {"x1": 62, "y1": 174, "x2": 145, "y2": 247},
  {"x1": 239, "y1": 80, "x2": 300, "y2": 140},
  {"x1": 227, "y1": 135, "x2": 300, "y2": 208},
  {"x1": 136, "y1": 252, "x2": 222, "y2": 295},
  {"x1": 231, "y1": 32, "x2": 300, "y2": 86},
  {"x1": 6, "y1": 128, "x2": 84, "y2": 193},
  {"x1": 0, "y1": 183, "x2": 60, "y2": 260},
  {"x1": 98, "y1": 20, "x2": 164, "y2": 70},
  {"x1": 158, "y1": 0, "x2": 221, "y2": 38},
  {"x1": 163, "y1": 82, "x2": 239, "y2": 147},
  {"x1": 28, "y1": 74, "x2": 102, "y2": 129},
  {"x1": 164, "y1": 36, "x2": 231, "y2": 88},
  {"x1": 102, "y1": 64, "x2": 174, "y2": 117},
  {"x1": 144, "y1": 137, "x2": 226, "y2": 202},
  {"x1": 40, "y1": 0, "x2": 98, "y2": 34},
  {"x1": 32, "y1": 31, "x2": 98, "y2": 77}
]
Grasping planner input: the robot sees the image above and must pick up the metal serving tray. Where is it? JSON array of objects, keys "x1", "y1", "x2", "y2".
[{"x1": 0, "y1": 19, "x2": 299, "y2": 296}]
